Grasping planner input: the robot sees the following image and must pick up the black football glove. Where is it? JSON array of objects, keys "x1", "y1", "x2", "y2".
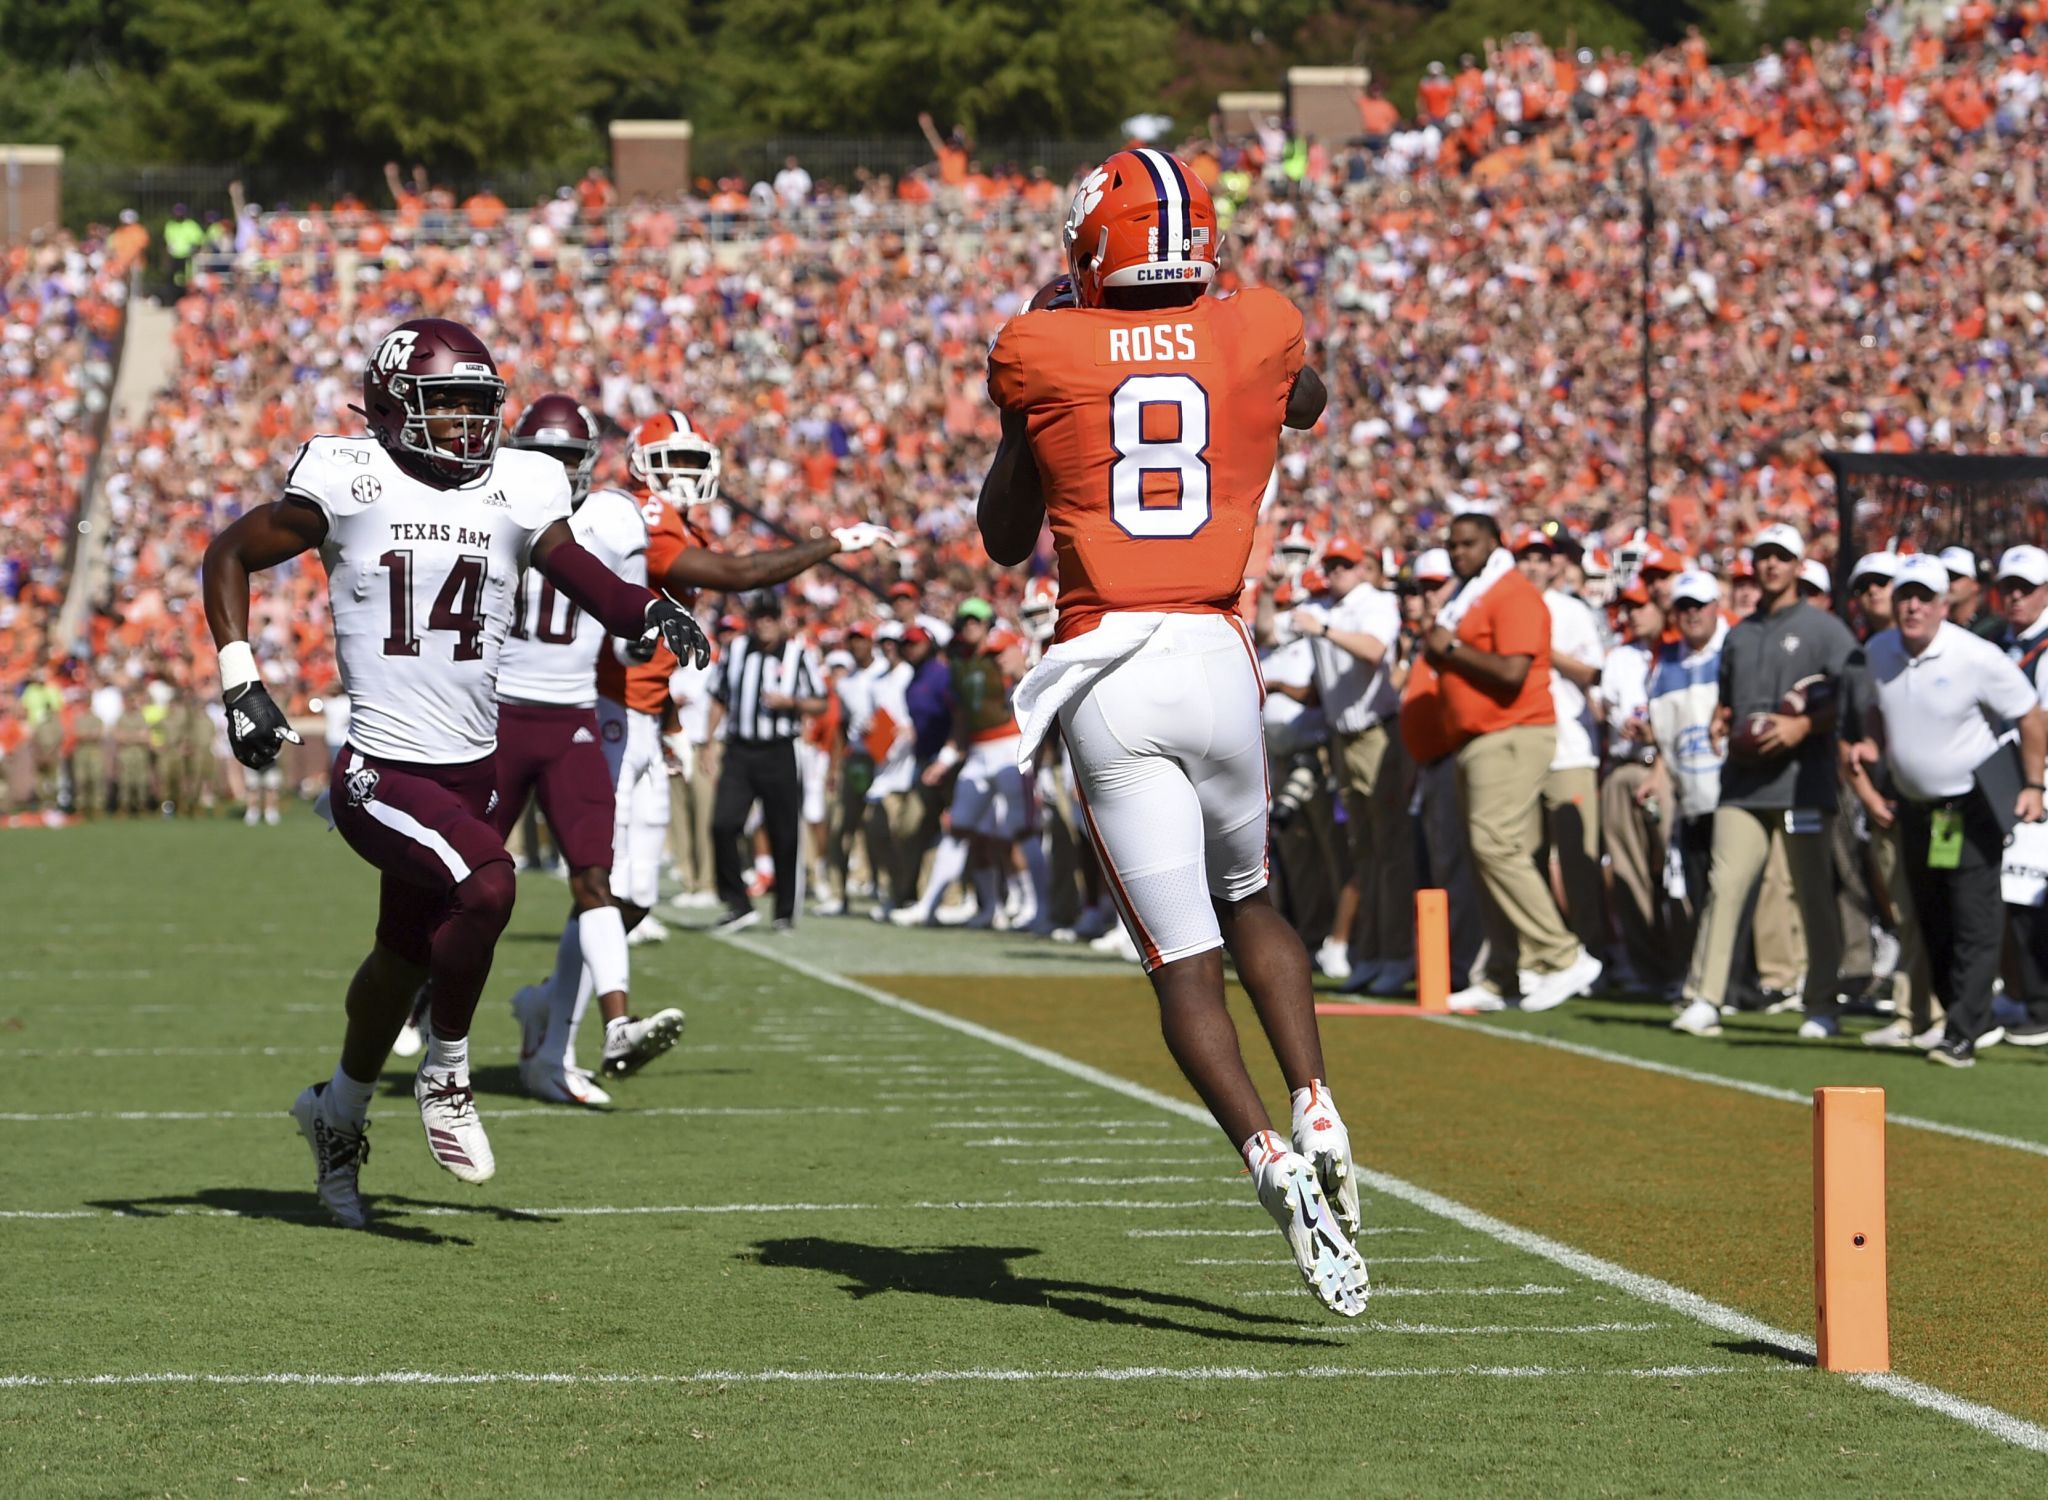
[
  {"x1": 225, "y1": 682, "x2": 302, "y2": 770},
  {"x1": 621, "y1": 634, "x2": 659, "y2": 665},
  {"x1": 646, "y1": 598, "x2": 712, "y2": 669}
]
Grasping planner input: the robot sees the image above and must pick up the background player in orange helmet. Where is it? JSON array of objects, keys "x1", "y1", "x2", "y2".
[
  {"x1": 979, "y1": 149, "x2": 1366, "y2": 1318},
  {"x1": 515, "y1": 407, "x2": 898, "y2": 1077}
]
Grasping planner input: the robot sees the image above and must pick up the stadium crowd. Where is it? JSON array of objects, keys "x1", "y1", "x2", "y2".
[{"x1": 10, "y1": 6, "x2": 2048, "y2": 1061}]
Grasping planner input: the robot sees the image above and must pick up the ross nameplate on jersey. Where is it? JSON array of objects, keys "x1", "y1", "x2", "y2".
[{"x1": 1096, "y1": 322, "x2": 1210, "y2": 366}]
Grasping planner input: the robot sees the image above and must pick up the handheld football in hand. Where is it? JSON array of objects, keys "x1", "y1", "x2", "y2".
[
  {"x1": 1730, "y1": 713, "x2": 1775, "y2": 763},
  {"x1": 1029, "y1": 275, "x2": 1077, "y2": 311}
]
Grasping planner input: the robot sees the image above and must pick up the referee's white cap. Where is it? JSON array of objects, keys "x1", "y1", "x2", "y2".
[{"x1": 1995, "y1": 544, "x2": 2048, "y2": 587}]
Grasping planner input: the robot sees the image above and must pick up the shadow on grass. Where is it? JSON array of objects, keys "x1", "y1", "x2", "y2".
[
  {"x1": 1714, "y1": 1338, "x2": 1818, "y2": 1368},
  {"x1": 85, "y1": 1188, "x2": 563, "y2": 1246},
  {"x1": 744, "y1": 1237, "x2": 1341, "y2": 1349}
]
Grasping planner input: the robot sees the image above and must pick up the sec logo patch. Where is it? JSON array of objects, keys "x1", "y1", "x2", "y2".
[{"x1": 351, "y1": 475, "x2": 382, "y2": 504}]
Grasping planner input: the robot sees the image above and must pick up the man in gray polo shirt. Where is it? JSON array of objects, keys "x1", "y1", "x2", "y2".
[
  {"x1": 1680, "y1": 523, "x2": 1864, "y2": 1039},
  {"x1": 1848, "y1": 554, "x2": 2045, "y2": 1066}
]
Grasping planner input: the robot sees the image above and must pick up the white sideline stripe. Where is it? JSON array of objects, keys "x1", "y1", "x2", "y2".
[
  {"x1": 1130, "y1": 1227, "x2": 1426, "y2": 1239},
  {"x1": 932, "y1": 1121, "x2": 1190, "y2": 1132},
  {"x1": 1242, "y1": 1285, "x2": 1570, "y2": 1300},
  {"x1": 965, "y1": 1137, "x2": 1200, "y2": 1148},
  {"x1": 1315, "y1": 1322, "x2": 1667, "y2": 1337},
  {"x1": 0, "y1": 1199, "x2": 1260, "y2": 1223},
  {"x1": 362, "y1": 797, "x2": 472, "y2": 883},
  {"x1": 0, "y1": 1363, "x2": 1776, "y2": 1392},
  {"x1": 0, "y1": 1105, "x2": 909, "y2": 1124},
  {"x1": 719, "y1": 934, "x2": 2048, "y2": 1458},
  {"x1": 0, "y1": 1044, "x2": 524, "y2": 1061},
  {"x1": 1009, "y1": 1157, "x2": 1217, "y2": 1166},
  {"x1": 1440, "y1": 1017, "x2": 2048, "y2": 1161},
  {"x1": 1040, "y1": 1175, "x2": 1224, "y2": 1186},
  {"x1": 1183, "y1": 1255, "x2": 1483, "y2": 1267}
]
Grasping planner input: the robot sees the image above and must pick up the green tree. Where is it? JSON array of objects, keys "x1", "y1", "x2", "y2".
[
  {"x1": 711, "y1": 0, "x2": 1174, "y2": 137},
  {"x1": 126, "y1": 0, "x2": 595, "y2": 175}
]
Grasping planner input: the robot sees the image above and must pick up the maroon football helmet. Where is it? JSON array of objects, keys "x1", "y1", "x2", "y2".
[
  {"x1": 357, "y1": 317, "x2": 506, "y2": 484},
  {"x1": 509, "y1": 393, "x2": 600, "y2": 504}
]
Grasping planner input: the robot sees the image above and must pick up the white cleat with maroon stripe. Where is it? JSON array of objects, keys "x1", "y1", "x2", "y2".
[{"x1": 414, "y1": 1065, "x2": 495, "y2": 1183}]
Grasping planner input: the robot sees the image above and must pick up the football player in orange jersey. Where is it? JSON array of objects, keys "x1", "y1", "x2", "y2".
[
  {"x1": 513, "y1": 408, "x2": 897, "y2": 1085},
  {"x1": 979, "y1": 150, "x2": 1367, "y2": 1317}
]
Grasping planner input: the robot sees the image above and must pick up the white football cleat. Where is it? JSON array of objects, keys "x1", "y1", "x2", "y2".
[
  {"x1": 626, "y1": 914, "x2": 671, "y2": 947},
  {"x1": 391, "y1": 985, "x2": 430, "y2": 1060},
  {"x1": 510, "y1": 981, "x2": 550, "y2": 1064},
  {"x1": 1290, "y1": 1084, "x2": 1362, "y2": 1244},
  {"x1": 290, "y1": 1081, "x2": 370, "y2": 1229},
  {"x1": 519, "y1": 1056, "x2": 612, "y2": 1107},
  {"x1": 1249, "y1": 1132, "x2": 1368, "y2": 1319},
  {"x1": 600, "y1": 1008, "x2": 686, "y2": 1079},
  {"x1": 414, "y1": 1066, "x2": 495, "y2": 1183}
]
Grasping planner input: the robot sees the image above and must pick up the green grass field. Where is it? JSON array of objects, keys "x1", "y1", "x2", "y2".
[{"x1": 4, "y1": 816, "x2": 2047, "y2": 1496}]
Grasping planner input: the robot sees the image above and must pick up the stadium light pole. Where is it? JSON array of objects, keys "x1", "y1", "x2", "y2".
[{"x1": 1637, "y1": 118, "x2": 1655, "y2": 535}]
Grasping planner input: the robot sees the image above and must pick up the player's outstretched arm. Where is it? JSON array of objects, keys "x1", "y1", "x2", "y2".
[
  {"x1": 1284, "y1": 367, "x2": 1327, "y2": 431},
  {"x1": 531, "y1": 519, "x2": 711, "y2": 668},
  {"x1": 202, "y1": 497, "x2": 327, "y2": 769},
  {"x1": 978, "y1": 410, "x2": 1045, "y2": 567},
  {"x1": 658, "y1": 531, "x2": 839, "y2": 595}
]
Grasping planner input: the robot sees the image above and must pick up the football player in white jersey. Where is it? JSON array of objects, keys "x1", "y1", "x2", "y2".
[
  {"x1": 513, "y1": 408, "x2": 897, "y2": 1082},
  {"x1": 202, "y1": 318, "x2": 710, "y2": 1228},
  {"x1": 485, "y1": 395, "x2": 684, "y2": 1107}
]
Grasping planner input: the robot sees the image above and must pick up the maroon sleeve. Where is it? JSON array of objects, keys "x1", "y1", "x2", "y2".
[{"x1": 537, "y1": 538, "x2": 658, "y2": 637}]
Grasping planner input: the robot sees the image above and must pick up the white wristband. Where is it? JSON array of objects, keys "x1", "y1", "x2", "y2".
[
  {"x1": 218, "y1": 641, "x2": 259, "y2": 696},
  {"x1": 935, "y1": 744, "x2": 963, "y2": 771}
]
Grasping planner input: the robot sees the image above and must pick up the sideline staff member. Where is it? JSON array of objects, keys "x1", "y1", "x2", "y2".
[
  {"x1": 1681, "y1": 524, "x2": 1861, "y2": 1040},
  {"x1": 1850, "y1": 554, "x2": 2046, "y2": 1067}
]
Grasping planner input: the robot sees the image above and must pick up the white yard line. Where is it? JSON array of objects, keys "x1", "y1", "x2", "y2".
[
  {"x1": 0, "y1": 1104, "x2": 908, "y2": 1124},
  {"x1": 1317, "y1": 1322, "x2": 1666, "y2": 1337},
  {"x1": 1438, "y1": 1017, "x2": 2048, "y2": 1160},
  {"x1": 1183, "y1": 1255, "x2": 1483, "y2": 1267},
  {"x1": 1242, "y1": 1285, "x2": 1570, "y2": 1300},
  {"x1": 0, "y1": 1198, "x2": 1262, "y2": 1223},
  {"x1": 720, "y1": 936, "x2": 2048, "y2": 1458},
  {"x1": 1130, "y1": 1227, "x2": 1427, "y2": 1239},
  {"x1": 0, "y1": 1363, "x2": 1782, "y2": 1391}
]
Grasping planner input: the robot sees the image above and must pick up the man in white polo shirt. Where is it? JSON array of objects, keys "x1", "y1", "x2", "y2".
[
  {"x1": 1292, "y1": 536, "x2": 1410, "y2": 990},
  {"x1": 1993, "y1": 543, "x2": 2048, "y2": 1047},
  {"x1": 1847, "y1": 554, "x2": 2046, "y2": 1067}
]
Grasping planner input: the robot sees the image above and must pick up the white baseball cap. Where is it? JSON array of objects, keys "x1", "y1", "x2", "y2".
[
  {"x1": 1939, "y1": 545, "x2": 1979, "y2": 579},
  {"x1": 1412, "y1": 547, "x2": 1453, "y2": 583},
  {"x1": 1752, "y1": 523, "x2": 1806, "y2": 560},
  {"x1": 1848, "y1": 551, "x2": 1899, "y2": 588},
  {"x1": 1892, "y1": 554, "x2": 1951, "y2": 596},
  {"x1": 1798, "y1": 559, "x2": 1831, "y2": 595},
  {"x1": 1996, "y1": 544, "x2": 2048, "y2": 587},
  {"x1": 1669, "y1": 569, "x2": 1722, "y2": 606}
]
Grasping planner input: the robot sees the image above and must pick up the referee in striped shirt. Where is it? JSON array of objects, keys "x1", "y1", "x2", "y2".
[{"x1": 711, "y1": 594, "x2": 827, "y2": 932}]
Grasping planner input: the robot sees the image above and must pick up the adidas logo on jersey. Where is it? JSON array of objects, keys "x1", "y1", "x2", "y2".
[{"x1": 572, "y1": 727, "x2": 595, "y2": 744}]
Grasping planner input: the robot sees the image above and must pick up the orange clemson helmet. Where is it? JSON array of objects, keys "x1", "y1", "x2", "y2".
[
  {"x1": 1062, "y1": 148, "x2": 1218, "y2": 308},
  {"x1": 628, "y1": 409, "x2": 721, "y2": 508}
]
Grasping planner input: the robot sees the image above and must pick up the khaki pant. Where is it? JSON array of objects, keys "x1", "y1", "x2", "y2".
[
  {"x1": 1685, "y1": 806, "x2": 1841, "y2": 1015},
  {"x1": 667, "y1": 740, "x2": 721, "y2": 895},
  {"x1": 1870, "y1": 819, "x2": 1940, "y2": 1030},
  {"x1": 72, "y1": 744, "x2": 108, "y2": 818},
  {"x1": 1600, "y1": 760, "x2": 1670, "y2": 978},
  {"x1": 1752, "y1": 834, "x2": 1807, "y2": 991},
  {"x1": 1335, "y1": 723, "x2": 1415, "y2": 961},
  {"x1": 1832, "y1": 807, "x2": 1877, "y2": 978},
  {"x1": 1456, "y1": 724, "x2": 1577, "y2": 984},
  {"x1": 1541, "y1": 765, "x2": 1604, "y2": 955},
  {"x1": 881, "y1": 787, "x2": 934, "y2": 908},
  {"x1": 1042, "y1": 765, "x2": 1091, "y2": 928}
]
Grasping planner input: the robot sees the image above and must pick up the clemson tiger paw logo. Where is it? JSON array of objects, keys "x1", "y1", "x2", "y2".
[{"x1": 1064, "y1": 168, "x2": 1110, "y2": 242}]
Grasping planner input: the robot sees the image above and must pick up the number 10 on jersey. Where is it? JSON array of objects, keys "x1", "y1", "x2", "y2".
[{"x1": 1110, "y1": 374, "x2": 1211, "y2": 539}]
